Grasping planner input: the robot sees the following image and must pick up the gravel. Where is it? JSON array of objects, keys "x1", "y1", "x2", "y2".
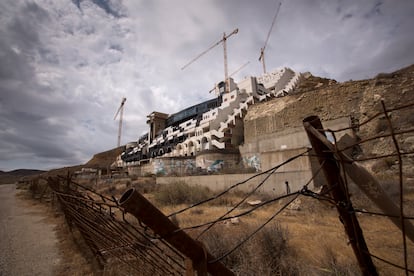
[{"x1": 0, "y1": 184, "x2": 61, "y2": 276}]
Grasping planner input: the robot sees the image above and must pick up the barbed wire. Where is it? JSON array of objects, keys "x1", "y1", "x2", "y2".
[
  {"x1": 310, "y1": 100, "x2": 414, "y2": 275},
  {"x1": 209, "y1": 193, "x2": 300, "y2": 264},
  {"x1": 351, "y1": 151, "x2": 414, "y2": 162},
  {"x1": 314, "y1": 101, "x2": 414, "y2": 164},
  {"x1": 167, "y1": 148, "x2": 311, "y2": 218},
  {"x1": 195, "y1": 149, "x2": 312, "y2": 240},
  {"x1": 381, "y1": 100, "x2": 409, "y2": 275},
  {"x1": 328, "y1": 101, "x2": 414, "y2": 133},
  {"x1": 173, "y1": 191, "x2": 301, "y2": 234},
  {"x1": 353, "y1": 208, "x2": 414, "y2": 220},
  {"x1": 300, "y1": 185, "x2": 336, "y2": 205},
  {"x1": 366, "y1": 251, "x2": 414, "y2": 274},
  {"x1": 203, "y1": 183, "x2": 339, "y2": 265},
  {"x1": 167, "y1": 160, "x2": 327, "y2": 263},
  {"x1": 334, "y1": 129, "x2": 414, "y2": 158},
  {"x1": 39, "y1": 100, "x2": 413, "y2": 275}
]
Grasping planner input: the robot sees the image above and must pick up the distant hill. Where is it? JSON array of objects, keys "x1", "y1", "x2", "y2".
[
  {"x1": 25, "y1": 146, "x2": 125, "y2": 179},
  {"x1": 85, "y1": 146, "x2": 124, "y2": 168},
  {"x1": 0, "y1": 169, "x2": 46, "y2": 184}
]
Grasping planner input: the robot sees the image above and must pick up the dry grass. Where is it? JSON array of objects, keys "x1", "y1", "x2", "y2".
[
  {"x1": 156, "y1": 188, "x2": 413, "y2": 275},
  {"x1": 199, "y1": 222, "x2": 300, "y2": 275},
  {"x1": 23, "y1": 176, "x2": 414, "y2": 275},
  {"x1": 155, "y1": 189, "x2": 360, "y2": 275},
  {"x1": 154, "y1": 181, "x2": 213, "y2": 206}
]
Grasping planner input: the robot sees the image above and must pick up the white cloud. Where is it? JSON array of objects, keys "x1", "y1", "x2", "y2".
[{"x1": 0, "y1": 0, "x2": 413, "y2": 170}]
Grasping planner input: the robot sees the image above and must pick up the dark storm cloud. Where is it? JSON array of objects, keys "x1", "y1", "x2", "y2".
[
  {"x1": 0, "y1": 41, "x2": 32, "y2": 80},
  {"x1": 7, "y1": 2, "x2": 49, "y2": 47},
  {"x1": 0, "y1": 108, "x2": 76, "y2": 163},
  {"x1": 0, "y1": 1, "x2": 113, "y2": 170},
  {"x1": 92, "y1": 0, "x2": 124, "y2": 17},
  {"x1": 364, "y1": 1, "x2": 383, "y2": 18},
  {"x1": 0, "y1": 3, "x2": 47, "y2": 81},
  {"x1": 1, "y1": 0, "x2": 413, "y2": 171},
  {"x1": 72, "y1": 0, "x2": 126, "y2": 18}
]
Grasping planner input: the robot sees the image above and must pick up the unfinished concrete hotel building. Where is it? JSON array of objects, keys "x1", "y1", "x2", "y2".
[{"x1": 115, "y1": 68, "x2": 302, "y2": 175}]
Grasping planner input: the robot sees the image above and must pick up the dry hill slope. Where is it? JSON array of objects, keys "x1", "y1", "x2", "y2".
[
  {"x1": 246, "y1": 64, "x2": 414, "y2": 126},
  {"x1": 245, "y1": 64, "x2": 414, "y2": 180}
]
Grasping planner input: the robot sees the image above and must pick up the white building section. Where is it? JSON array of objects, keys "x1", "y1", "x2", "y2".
[{"x1": 117, "y1": 67, "x2": 302, "y2": 167}]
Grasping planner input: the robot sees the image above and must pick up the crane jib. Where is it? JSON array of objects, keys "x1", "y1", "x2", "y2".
[{"x1": 180, "y1": 28, "x2": 239, "y2": 71}]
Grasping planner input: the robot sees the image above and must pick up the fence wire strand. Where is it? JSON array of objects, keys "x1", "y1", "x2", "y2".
[
  {"x1": 29, "y1": 100, "x2": 413, "y2": 275},
  {"x1": 381, "y1": 100, "x2": 409, "y2": 275},
  {"x1": 47, "y1": 177, "x2": 186, "y2": 275},
  {"x1": 167, "y1": 149, "x2": 311, "y2": 219},
  {"x1": 307, "y1": 100, "x2": 414, "y2": 274}
]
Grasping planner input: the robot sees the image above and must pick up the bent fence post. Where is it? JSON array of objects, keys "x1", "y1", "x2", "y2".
[
  {"x1": 308, "y1": 127, "x2": 414, "y2": 243},
  {"x1": 303, "y1": 115, "x2": 378, "y2": 276},
  {"x1": 119, "y1": 188, "x2": 235, "y2": 276}
]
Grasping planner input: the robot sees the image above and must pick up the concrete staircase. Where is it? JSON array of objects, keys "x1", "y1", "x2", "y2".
[
  {"x1": 165, "y1": 68, "x2": 302, "y2": 153},
  {"x1": 208, "y1": 70, "x2": 301, "y2": 150}
]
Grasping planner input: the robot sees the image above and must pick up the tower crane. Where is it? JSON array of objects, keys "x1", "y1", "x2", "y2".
[
  {"x1": 259, "y1": 2, "x2": 282, "y2": 74},
  {"x1": 181, "y1": 28, "x2": 239, "y2": 93},
  {"x1": 114, "y1": 97, "x2": 126, "y2": 147}
]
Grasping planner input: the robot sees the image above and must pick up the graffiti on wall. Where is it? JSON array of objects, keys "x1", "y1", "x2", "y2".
[
  {"x1": 207, "y1": 160, "x2": 224, "y2": 172},
  {"x1": 154, "y1": 159, "x2": 166, "y2": 175},
  {"x1": 243, "y1": 155, "x2": 261, "y2": 171},
  {"x1": 184, "y1": 159, "x2": 196, "y2": 174},
  {"x1": 153, "y1": 158, "x2": 196, "y2": 176}
]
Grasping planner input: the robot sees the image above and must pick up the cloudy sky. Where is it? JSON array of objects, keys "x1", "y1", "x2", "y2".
[{"x1": 1, "y1": 0, "x2": 413, "y2": 171}]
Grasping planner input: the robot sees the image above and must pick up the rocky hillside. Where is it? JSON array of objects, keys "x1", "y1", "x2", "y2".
[
  {"x1": 247, "y1": 64, "x2": 414, "y2": 126},
  {"x1": 85, "y1": 146, "x2": 124, "y2": 168},
  {"x1": 245, "y1": 64, "x2": 414, "y2": 178}
]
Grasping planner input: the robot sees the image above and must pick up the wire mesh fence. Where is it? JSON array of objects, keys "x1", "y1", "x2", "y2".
[
  {"x1": 26, "y1": 100, "x2": 413, "y2": 275},
  {"x1": 318, "y1": 100, "x2": 414, "y2": 274},
  {"x1": 47, "y1": 175, "x2": 187, "y2": 275}
]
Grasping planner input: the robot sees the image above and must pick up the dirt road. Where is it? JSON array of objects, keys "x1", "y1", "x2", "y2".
[{"x1": 0, "y1": 184, "x2": 60, "y2": 276}]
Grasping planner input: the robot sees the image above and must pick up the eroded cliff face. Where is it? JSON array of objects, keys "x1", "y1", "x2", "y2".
[
  {"x1": 244, "y1": 64, "x2": 414, "y2": 178},
  {"x1": 246, "y1": 64, "x2": 414, "y2": 125}
]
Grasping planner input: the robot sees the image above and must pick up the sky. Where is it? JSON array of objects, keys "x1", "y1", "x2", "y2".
[{"x1": 0, "y1": 0, "x2": 413, "y2": 171}]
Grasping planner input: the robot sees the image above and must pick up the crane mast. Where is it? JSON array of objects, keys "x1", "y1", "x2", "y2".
[
  {"x1": 114, "y1": 97, "x2": 126, "y2": 147},
  {"x1": 223, "y1": 31, "x2": 229, "y2": 92},
  {"x1": 181, "y1": 28, "x2": 239, "y2": 93},
  {"x1": 259, "y1": 47, "x2": 267, "y2": 74},
  {"x1": 259, "y1": 2, "x2": 282, "y2": 74}
]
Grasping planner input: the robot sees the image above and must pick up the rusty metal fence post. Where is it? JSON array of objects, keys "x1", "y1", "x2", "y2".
[
  {"x1": 303, "y1": 115, "x2": 378, "y2": 276},
  {"x1": 119, "y1": 188, "x2": 235, "y2": 276}
]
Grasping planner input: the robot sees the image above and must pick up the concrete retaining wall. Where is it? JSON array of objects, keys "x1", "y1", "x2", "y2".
[
  {"x1": 127, "y1": 163, "x2": 153, "y2": 176},
  {"x1": 240, "y1": 117, "x2": 353, "y2": 172},
  {"x1": 127, "y1": 152, "x2": 242, "y2": 176},
  {"x1": 156, "y1": 170, "x2": 314, "y2": 196},
  {"x1": 242, "y1": 117, "x2": 351, "y2": 153},
  {"x1": 195, "y1": 150, "x2": 241, "y2": 172},
  {"x1": 127, "y1": 157, "x2": 196, "y2": 176}
]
